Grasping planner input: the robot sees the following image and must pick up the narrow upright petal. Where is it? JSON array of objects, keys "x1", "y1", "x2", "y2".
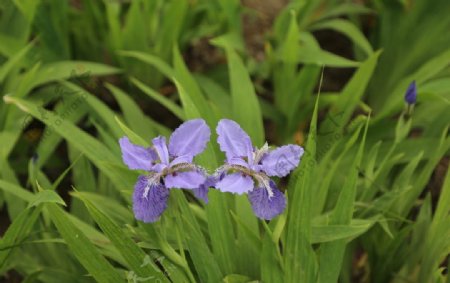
[
  {"x1": 169, "y1": 119, "x2": 210, "y2": 158},
  {"x1": 261, "y1": 145, "x2": 303, "y2": 177},
  {"x1": 404, "y1": 81, "x2": 417, "y2": 105},
  {"x1": 164, "y1": 171, "x2": 206, "y2": 189},
  {"x1": 216, "y1": 173, "x2": 254, "y2": 195},
  {"x1": 217, "y1": 119, "x2": 253, "y2": 161},
  {"x1": 132, "y1": 176, "x2": 169, "y2": 223},
  {"x1": 170, "y1": 155, "x2": 193, "y2": 166},
  {"x1": 151, "y1": 163, "x2": 166, "y2": 173},
  {"x1": 119, "y1": 137, "x2": 156, "y2": 171},
  {"x1": 152, "y1": 136, "x2": 170, "y2": 165},
  {"x1": 248, "y1": 183, "x2": 286, "y2": 220},
  {"x1": 228, "y1": 157, "x2": 250, "y2": 168}
]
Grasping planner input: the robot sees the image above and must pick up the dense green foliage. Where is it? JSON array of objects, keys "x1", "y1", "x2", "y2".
[{"x1": 0, "y1": 0, "x2": 449, "y2": 282}]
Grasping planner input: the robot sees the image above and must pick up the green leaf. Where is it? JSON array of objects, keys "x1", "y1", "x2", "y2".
[
  {"x1": 319, "y1": 51, "x2": 380, "y2": 151},
  {"x1": 115, "y1": 116, "x2": 149, "y2": 147},
  {"x1": 220, "y1": 47, "x2": 265, "y2": 276},
  {"x1": 172, "y1": 190, "x2": 223, "y2": 282},
  {"x1": 72, "y1": 191, "x2": 133, "y2": 224},
  {"x1": 33, "y1": 61, "x2": 121, "y2": 87},
  {"x1": 309, "y1": 19, "x2": 373, "y2": 57},
  {"x1": 284, "y1": 96, "x2": 319, "y2": 282},
  {"x1": 28, "y1": 189, "x2": 66, "y2": 208},
  {"x1": 0, "y1": 207, "x2": 41, "y2": 272},
  {"x1": 375, "y1": 48, "x2": 450, "y2": 118},
  {"x1": 0, "y1": 33, "x2": 24, "y2": 58},
  {"x1": 61, "y1": 81, "x2": 123, "y2": 138},
  {"x1": 0, "y1": 41, "x2": 33, "y2": 83},
  {"x1": 225, "y1": 47, "x2": 264, "y2": 145},
  {"x1": 46, "y1": 203, "x2": 123, "y2": 282},
  {"x1": 73, "y1": 192, "x2": 169, "y2": 282},
  {"x1": 51, "y1": 152, "x2": 83, "y2": 191},
  {"x1": 317, "y1": 118, "x2": 369, "y2": 283},
  {"x1": 172, "y1": 48, "x2": 239, "y2": 277},
  {"x1": 106, "y1": 83, "x2": 169, "y2": 139},
  {"x1": 311, "y1": 222, "x2": 374, "y2": 244},
  {"x1": 172, "y1": 46, "x2": 218, "y2": 125},
  {"x1": 298, "y1": 45, "x2": 360, "y2": 67},
  {"x1": 432, "y1": 155, "x2": 450, "y2": 223},
  {"x1": 418, "y1": 132, "x2": 450, "y2": 282},
  {"x1": 4, "y1": 95, "x2": 136, "y2": 191},
  {"x1": 222, "y1": 274, "x2": 252, "y2": 283},
  {"x1": 194, "y1": 74, "x2": 232, "y2": 118},
  {"x1": 68, "y1": 145, "x2": 96, "y2": 224},
  {"x1": 36, "y1": 90, "x2": 89, "y2": 167},
  {"x1": 261, "y1": 219, "x2": 284, "y2": 283},
  {"x1": 131, "y1": 77, "x2": 185, "y2": 120},
  {"x1": 0, "y1": 179, "x2": 34, "y2": 202},
  {"x1": 119, "y1": 50, "x2": 176, "y2": 79},
  {"x1": 318, "y1": 3, "x2": 372, "y2": 20},
  {"x1": 205, "y1": 191, "x2": 238, "y2": 275}
]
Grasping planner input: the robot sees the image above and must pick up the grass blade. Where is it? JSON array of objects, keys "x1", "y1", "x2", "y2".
[
  {"x1": 46, "y1": 203, "x2": 123, "y2": 282},
  {"x1": 284, "y1": 97, "x2": 319, "y2": 282},
  {"x1": 317, "y1": 118, "x2": 369, "y2": 283},
  {"x1": 73, "y1": 192, "x2": 169, "y2": 282}
]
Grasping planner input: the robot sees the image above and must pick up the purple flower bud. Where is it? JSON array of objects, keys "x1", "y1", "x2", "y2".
[{"x1": 404, "y1": 81, "x2": 417, "y2": 105}]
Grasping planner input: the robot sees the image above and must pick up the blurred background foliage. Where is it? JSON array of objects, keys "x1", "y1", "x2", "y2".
[{"x1": 0, "y1": 0, "x2": 449, "y2": 282}]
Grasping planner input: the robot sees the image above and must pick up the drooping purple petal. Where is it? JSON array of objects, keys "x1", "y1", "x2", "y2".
[
  {"x1": 193, "y1": 185, "x2": 209, "y2": 203},
  {"x1": 216, "y1": 119, "x2": 253, "y2": 161},
  {"x1": 169, "y1": 119, "x2": 210, "y2": 158},
  {"x1": 119, "y1": 137, "x2": 156, "y2": 170},
  {"x1": 204, "y1": 175, "x2": 219, "y2": 188},
  {"x1": 192, "y1": 176, "x2": 218, "y2": 203},
  {"x1": 404, "y1": 81, "x2": 417, "y2": 105},
  {"x1": 132, "y1": 176, "x2": 169, "y2": 223},
  {"x1": 152, "y1": 136, "x2": 170, "y2": 165},
  {"x1": 248, "y1": 182, "x2": 286, "y2": 220},
  {"x1": 164, "y1": 171, "x2": 206, "y2": 189},
  {"x1": 261, "y1": 145, "x2": 303, "y2": 177},
  {"x1": 215, "y1": 173, "x2": 254, "y2": 195}
]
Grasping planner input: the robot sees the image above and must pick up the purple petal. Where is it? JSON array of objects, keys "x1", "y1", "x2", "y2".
[
  {"x1": 192, "y1": 176, "x2": 218, "y2": 203},
  {"x1": 132, "y1": 176, "x2": 169, "y2": 223},
  {"x1": 170, "y1": 155, "x2": 193, "y2": 166},
  {"x1": 151, "y1": 163, "x2": 166, "y2": 173},
  {"x1": 119, "y1": 137, "x2": 156, "y2": 170},
  {"x1": 216, "y1": 119, "x2": 253, "y2": 161},
  {"x1": 164, "y1": 171, "x2": 206, "y2": 189},
  {"x1": 152, "y1": 136, "x2": 169, "y2": 165},
  {"x1": 169, "y1": 119, "x2": 210, "y2": 158},
  {"x1": 215, "y1": 173, "x2": 254, "y2": 195},
  {"x1": 248, "y1": 183, "x2": 286, "y2": 220},
  {"x1": 193, "y1": 186, "x2": 209, "y2": 203},
  {"x1": 228, "y1": 157, "x2": 249, "y2": 168},
  {"x1": 204, "y1": 175, "x2": 220, "y2": 188},
  {"x1": 261, "y1": 145, "x2": 304, "y2": 177}
]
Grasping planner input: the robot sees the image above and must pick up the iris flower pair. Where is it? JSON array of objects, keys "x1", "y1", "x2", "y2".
[{"x1": 119, "y1": 119, "x2": 303, "y2": 222}]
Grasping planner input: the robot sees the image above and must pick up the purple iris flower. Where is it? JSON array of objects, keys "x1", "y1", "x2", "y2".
[
  {"x1": 119, "y1": 119, "x2": 211, "y2": 223},
  {"x1": 404, "y1": 81, "x2": 417, "y2": 105},
  {"x1": 214, "y1": 119, "x2": 304, "y2": 220}
]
